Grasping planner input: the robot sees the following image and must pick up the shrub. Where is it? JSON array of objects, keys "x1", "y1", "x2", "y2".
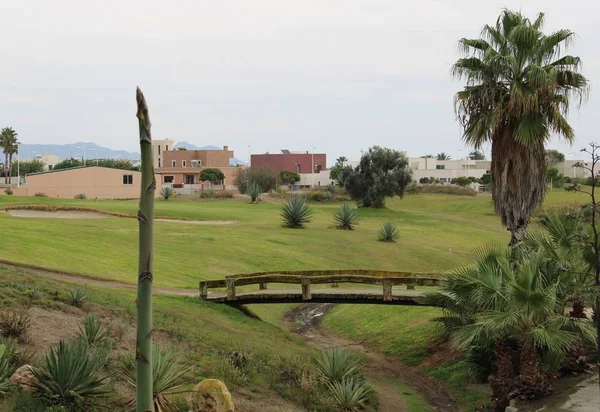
[
  {"x1": 199, "y1": 189, "x2": 234, "y2": 199},
  {"x1": 419, "y1": 177, "x2": 431, "y2": 184},
  {"x1": 378, "y1": 222, "x2": 400, "y2": 242},
  {"x1": 73, "y1": 193, "x2": 86, "y2": 199},
  {"x1": 246, "y1": 182, "x2": 263, "y2": 203},
  {"x1": 279, "y1": 171, "x2": 301, "y2": 185},
  {"x1": 333, "y1": 202, "x2": 358, "y2": 230},
  {"x1": 0, "y1": 337, "x2": 35, "y2": 367},
  {"x1": 34, "y1": 192, "x2": 47, "y2": 197},
  {"x1": 3, "y1": 187, "x2": 13, "y2": 196},
  {"x1": 160, "y1": 187, "x2": 174, "y2": 200},
  {"x1": 0, "y1": 310, "x2": 31, "y2": 340},
  {"x1": 328, "y1": 377, "x2": 372, "y2": 411},
  {"x1": 200, "y1": 188, "x2": 215, "y2": 199},
  {"x1": 305, "y1": 189, "x2": 328, "y2": 202},
  {"x1": 313, "y1": 348, "x2": 360, "y2": 383},
  {"x1": 68, "y1": 287, "x2": 87, "y2": 308},
  {"x1": 121, "y1": 346, "x2": 193, "y2": 412},
  {"x1": 234, "y1": 166, "x2": 277, "y2": 194},
  {"x1": 78, "y1": 314, "x2": 112, "y2": 348},
  {"x1": 281, "y1": 196, "x2": 313, "y2": 228},
  {"x1": 450, "y1": 176, "x2": 478, "y2": 187},
  {"x1": 270, "y1": 187, "x2": 289, "y2": 199},
  {"x1": 32, "y1": 339, "x2": 110, "y2": 409},
  {"x1": 199, "y1": 168, "x2": 225, "y2": 186},
  {"x1": 0, "y1": 344, "x2": 14, "y2": 396},
  {"x1": 408, "y1": 184, "x2": 477, "y2": 196}
]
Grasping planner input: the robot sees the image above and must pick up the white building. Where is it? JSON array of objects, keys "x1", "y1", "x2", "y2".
[
  {"x1": 409, "y1": 157, "x2": 491, "y2": 183},
  {"x1": 19, "y1": 154, "x2": 60, "y2": 171}
]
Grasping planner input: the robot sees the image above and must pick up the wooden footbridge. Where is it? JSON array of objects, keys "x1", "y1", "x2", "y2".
[{"x1": 199, "y1": 270, "x2": 444, "y2": 306}]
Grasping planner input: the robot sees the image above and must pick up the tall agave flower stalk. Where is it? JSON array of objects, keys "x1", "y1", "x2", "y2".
[{"x1": 136, "y1": 87, "x2": 155, "y2": 412}]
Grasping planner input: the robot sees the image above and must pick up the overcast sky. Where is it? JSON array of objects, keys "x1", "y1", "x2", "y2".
[{"x1": 1, "y1": 1, "x2": 598, "y2": 165}]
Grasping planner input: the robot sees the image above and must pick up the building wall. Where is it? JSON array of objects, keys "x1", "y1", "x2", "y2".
[
  {"x1": 251, "y1": 153, "x2": 326, "y2": 174},
  {"x1": 16, "y1": 167, "x2": 148, "y2": 199},
  {"x1": 156, "y1": 166, "x2": 240, "y2": 187},
  {"x1": 163, "y1": 146, "x2": 233, "y2": 168},
  {"x1": 151, "y1": 139, "x2": 175, "y2": 168},
  {"x1": 297, "y1": 170, "x2": 334, "y2": 187}
]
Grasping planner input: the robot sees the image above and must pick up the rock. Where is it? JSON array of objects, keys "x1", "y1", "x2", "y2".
[
  {"x1": 188, "y1": 379, "x2": 234, "y2": 412},
  {"x1": 505, "y1": 407, "x2": 519, "y2": 412},
  {"x1": 9, "y1": 364, "x2": 36, "y2": 392}
]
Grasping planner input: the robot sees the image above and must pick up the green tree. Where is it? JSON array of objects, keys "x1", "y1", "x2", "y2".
[
  {"x1": 343, "y1": 146, "x2": 412, "y2": 208},
  {"x1": 278, "y1": 170, "x2": 300, "y2": 185},
  {"x1": 199, "y1": 168, "x2": 225, "y2": 186},
  {"x1": 545, "y1": 149, "x2": 565, "y2": 167},
  {"x1": 436, "y1": 152, "x2": 451, "y2": 160},
  {"x1": 329, "y1": 156, "x2": 349, "y2": 186},
  {"x1": 453, "y1": 9, "x2": 588, "y2": 246},
  {"x1": 469, "y1": 150, "x2": 485, "y2": 160},
  {"x1": 480, "y1": 172, "x2": 492, "y2": 185},
  {"x1": 0, "y1": 127, "x2": 19, "y2": 184},
  {"x1": 234, "y1": 166, "x2": 277, "y2": 194},
  {"x1": 11, "y1": 159, "x2": 45, "y2": 175}
]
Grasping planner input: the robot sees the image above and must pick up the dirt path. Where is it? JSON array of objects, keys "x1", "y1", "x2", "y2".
[{"x1": 284, "y1": 303, "x2": 458, "y2": 412}]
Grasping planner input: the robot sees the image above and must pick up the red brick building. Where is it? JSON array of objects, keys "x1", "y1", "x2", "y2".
[{"x1": 251, "y1": 150, "x2": 326, "y2": 174}]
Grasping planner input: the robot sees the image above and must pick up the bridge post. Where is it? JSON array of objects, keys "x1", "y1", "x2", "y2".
[
  {"x1": 259, "y1": 282, "x2": 268, "y2": 290},
  {"x1": 382, "y1": 278, "x2": 392, "y2": 302},
  {"x1": 226, "y1": 277, "x2": 236, "y2": 300},
  {"x1": 301, "y1": 276, "x2": 311, "y2": 300},
  {"x1": 199, "y1": 282, "x2": 208, "y2": 300}
]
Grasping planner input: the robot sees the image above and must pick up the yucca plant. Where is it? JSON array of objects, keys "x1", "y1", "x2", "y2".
[
  {"x1": 246, "y1": 182, "x2": 263, "y2": 203},
  {"x1": 0, "y1": 344, "x2": 14, "y2": 396},
  {"x1": 31, "y1": 339, "x2": 110, "y2": 409},
  {"x1": 79, "y1": 314, "x2": 112, "y2": 347},
  {"x1": 328, "y1": 377, "x2": 372, "y2": 411},
  {"x1": 281, "y1": 195, "x2": 312, "y2": 228},
  {"x1": 378, "y1": 222, "x2": 400, "y2": 242},
  {"x1": 121, "y1": 346, "x2": 193, "y2": 412},
  {"x1": 68, "y1": 287, "x2": 87, "y2": 307},
  {"x1": 313, "y1": 348, "x2": 360, "y2": 383},
  {"x1": 160, "y1": 187, "x2": 174, "y2": 200},
  {"x1": 333, "y1": 202, "x2": 358, "y2": 230}
]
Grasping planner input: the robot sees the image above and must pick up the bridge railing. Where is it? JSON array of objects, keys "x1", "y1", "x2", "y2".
[{"x1": 199, "y1": 270, "x2": 444, "y2": 302}]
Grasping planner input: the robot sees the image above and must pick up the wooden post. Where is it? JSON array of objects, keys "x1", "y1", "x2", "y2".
[
  {"x1": 383, "y1": 278, "x2": 392, "y2": 302},
  {"x1": 301, "y1": 276, "x2": 311, "y2": 300},
  {"x1": 199, "y1": 282, "x2": 208, "y2": 300},
  {"x1": 226, "y1": 277, "x2": 236, "y2": 300},
  {"x1": 259, "y1": 282, "x2": 267, "y2": 290}
]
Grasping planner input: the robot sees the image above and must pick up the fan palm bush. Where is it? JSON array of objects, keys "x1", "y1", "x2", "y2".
[
  {"x1": 121, "y1": 346, "x2": 193, "y2": 412},
  {"x1": 32, "y1": 339, "x2": 110, "y2": 409},
  {"x1": 246, "y1": 182, "x2": 263, "y2": 203},
  {"x1": 160, "y1": 187, "x2": 174, "y2": 200},
  {"x1": 328, "y1": 377, "x2": 372, "y2": 411},
  {"x1": 333, "y1": 202, "x2": 358, "y2": 230},
  {"x1": 313, "y1": 348, "x2": 360, "y2": 383},
  {"x1": 79, "y1": 314, "x2": 112, "y2": 348},
  {"x1": 281, "y1": 195, "x2": 312, "y2": 228},
  {"x1": 378, "y1": 222, "x2": 400, "y2": 242}
]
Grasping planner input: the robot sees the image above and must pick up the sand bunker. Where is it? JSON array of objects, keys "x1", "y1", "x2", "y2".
[{"x1": 155, "y1": 218, "x2": 235, "y2": 225}]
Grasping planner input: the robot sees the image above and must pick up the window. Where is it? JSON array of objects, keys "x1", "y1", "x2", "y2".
[
  {"x1": 158, "y1": 158, "x2": 161, "y2": 167},
  {"x1": 185, "y1": 175, "x2": 194, "y2": 184},
  {"x1": 171, "y1": 160, "x2": 176, "y2": 167},
  {"x1": 436, "y1": 165, "x2": 445, "y2": 170},
  {"x1": 123, "y1": 175, "x2": 133, "y2": 185},
  {"x1": 296, "y1": 164, "x2": 301, "y2": 173},
  {"x1": 166, "y1": 145, "x2": 169, "y2": 151},
  {"x1": 158, "y1": 145, "x2": 161, "y2": 155},
  {"x1": 440, "y1": 177, "x2": 448, "y2": 183},
  {"x1": 191, "y1": 159, "x2": 201, "y2": 167},
  {"x1": 164, "y1": 176, "x2": 174, "y2": 183},
  {"x1": 182, "y1": 160, "x2": 187, "y2": 167}
]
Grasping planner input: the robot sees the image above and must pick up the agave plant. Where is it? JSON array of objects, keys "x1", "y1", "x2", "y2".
[
  {"x1": 32, "y1": 339, "x2": 110, "y2": 409},
  {"x1": 160, "y1": 187, "x2": 174, "y2": 200},
  {"x1": 333, "y1": 202, "x2": 358, "y2": 230},
  {"x1": 246, "y1": 182, "x2": 263, "y2": 203},
  {"x1": 378, "y1": 222, "x2": 400, "y2": 242},
  {"x1": 121, "y1": 346, "x2": 193, "y2": 412},
  {"x1": 313, "y1": 348, "x2": 360, "y2": 384},
  {"x1": 328, "y1": 377, "x2": 372, "y2": 411},
  {"x1": 0, "y1": 344, "x2": 14, "y2": 396},
  {"x1": 68, "y1": 287, "x2": 87, "y2": 308},
  {"x1": 79, "y1": 314, "x2": 113, "y2": 348},
  {"x1": 281, "y1": 195, "x2": 312, "y2": 228}
]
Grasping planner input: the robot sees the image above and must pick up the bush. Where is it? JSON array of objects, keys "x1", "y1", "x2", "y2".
[
  {"x1": 409, "y1": 184, "x2": 477, "y2": 196},
  {"x1": 68, "y1": 287, "x2": 87, "y2": 308},
  {"x1": 199, "y1": 189, "x2": 234, "y2": 199},
  {"x1": 246, "y1": 182, "x2": 263, "y2": 203},
  {"x1": 279, "y1": 171, "x2": 300, "y2": 185},
  {"x1": 78, "y1": 314, "x2": 112, "y2": 348},
  {"x1": 281, "y1": 195, "x2": 313, "y2": 228},
  {"x1": 270, "y1": 187, "x2": 289, "y2": 199},
  {"x1": 419, "y1": 177, "x2": 431, "y2": 184},
  {"x1": 328, "y1": 377, "x2": 372, "y2": 411},
  {"x1": 32, "y1": 339, "x2": 110, "y2": 409},
  {"x1": 73, "y1": 193, "x2": 86, "y2": 199},
  {"x1": 160, "y1": 187, "x2": 174, "y2": 200},
  {"x1": 121, "y1": 346, "x2": 193, "y2": 412},
  {"x1": 0, "y1": 344, "x2": 14, "y2": 396},
  {"x1": 333, "y1": 202, "x2": 358, "y2": 230},
  {"x1": 314, "y1": 348, "x2": 360, "y2": 383},
  {"x1": 199, "y1": 168, "x2": 225, "y2": 186},
  {"x1": 234, "y1": 166, "x2": 277, "y2": 194},
  {"x1": 34, "y1": 192, "x2": 47, "y2": 197},
  {"x1": 378, "y1": 222, "x2": 400, "y2": 242},
  {"x1": 305, "y1": 189, "x2": 328, "y2": 202},
  {"x1": 0, "y1": 310, "x2": 31, "y2": 340},
  {"x1": 450, "y1": 176, "x2": 478, "y2": 187},
  {"x1": 0, "y1": 337, "x2": 35, "y2": 367},
  {"x1": 3, "y1": 187, "x2": 13, "y2": 196}
]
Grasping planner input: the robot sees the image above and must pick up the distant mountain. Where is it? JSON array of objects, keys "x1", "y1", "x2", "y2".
[
  {"x1": 174, "y1": 142, "x2": 247, "y2": 166},
  {"x1": 2, "y1": 142, "x2": 140, "y2": 161}
]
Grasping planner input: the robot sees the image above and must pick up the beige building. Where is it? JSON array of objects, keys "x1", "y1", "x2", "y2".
[
  {"x1": 19, "y1": 154, "x2": 60, "y2": 171},
  {"x1": 409, "y1": 157, "x2": 491, "y2": 183},
  {"x1": 13, "y1": 166, "x2": 150, "y2": 199},
  {"x1": 151, "y1": 139, "x2": 174, "y2": 169}
]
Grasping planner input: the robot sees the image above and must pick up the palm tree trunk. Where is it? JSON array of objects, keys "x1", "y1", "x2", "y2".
[
  {"x1": 490, "y1": 337, "x2": 514, "y2": 411},
  {"x1": 519, "y1": 340, "x2": 551, "y2": 397},
  {"x1": 136, "y1": 87, "x2": 155, "y2": 412},
  {"x1": 8, "y1": 153, "x2": 13, "y2": 184},
  {"x1": 491, "y1": 127, "x2": 547, "y2": 246},
  {"x1": 4, "y1": 153, "x2": 8, "y2": 184}
]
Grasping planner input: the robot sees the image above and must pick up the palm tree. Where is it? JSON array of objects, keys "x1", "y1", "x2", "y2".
[
  {"x1": 469, "y1": 150, "x2": 485, "y2": 160},
  {"x1": 453, "y1": 10, "x2": 589, "y2": 245},
  {"x1": 436, "y1": 152, "x2": 451, "y2": 160},
  {"x1": 0, "y1": 127, "x2": 18, "y2": 184}
]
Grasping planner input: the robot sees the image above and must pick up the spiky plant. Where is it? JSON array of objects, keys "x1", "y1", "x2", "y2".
[
  {"x1": 136, "y1": 87, "x2": 155, "y2": 412},
  {"x1": 0, "y1": 344, "x2": 14, "y2": 396},
  {"x1": 313, "y1": 348, "x2": 360, "y2": 384},
  {"x1": 378, "y1": 222, "x2": 400, "y2": 242},
  {"x1": 281, "y1": 195, "x2": 312, "y2": 228},
  {"x1": 3, "y1": 187, "x2": 13, "y2": 196},
  {"x1": 121, "y1": 346, "x2": 193, "y2": 412},
  {"x1": 333, "y1": 202, "x2": 358, "y2": 230},
  {"x1": 68, "y1": 287, "x2": 87, "y2": 307},
  {"x1": 31, "y1": 340, "x2": 110, "y2": 409},
  {"x1": 160, "y1": 187, "x2": 174, "y2": 200},
  {"x1": 246, "y1": 182, "x2": 263, "y2": 203},
  {"x1": 327, "y1": 377, "x2": 372, "y2": 411},
  {"x1": 78, "y1": 314, "x2": 112, "y2": 348}
]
